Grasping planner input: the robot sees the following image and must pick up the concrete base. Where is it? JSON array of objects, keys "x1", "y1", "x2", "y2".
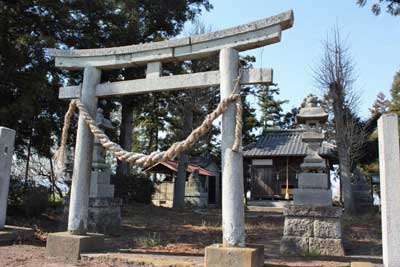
[
  {"x1": 46, "y1": 232, "x2": 104, "y2": 262},
  {"x1": 205, "y1": 244, "x2": 264, "y2": 267},
  {"x1": 0, "y1": 225, "x2": 34, "y2": 245}
]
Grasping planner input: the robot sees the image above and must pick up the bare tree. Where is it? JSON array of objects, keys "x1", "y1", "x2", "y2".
[{"x1": 313, "y1": 27, "x2": 367, "y2": 213}]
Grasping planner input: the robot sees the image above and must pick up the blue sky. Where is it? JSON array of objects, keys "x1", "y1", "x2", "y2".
[{"x1": 190, "y1": 0, "x2": 400, "y2": 118}]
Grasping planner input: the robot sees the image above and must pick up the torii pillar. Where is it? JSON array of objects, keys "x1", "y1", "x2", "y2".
[
  {"x1": 204, "y1": 48, "x2": 264, "y2": 267},
  {"x1": 46, "y1": 67, "x2": 105, "y2": 261}
]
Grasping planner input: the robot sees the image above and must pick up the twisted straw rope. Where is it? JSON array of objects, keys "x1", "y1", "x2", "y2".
[{"x1": 54, "y1": 70, "x2": 243, "y2": 169}]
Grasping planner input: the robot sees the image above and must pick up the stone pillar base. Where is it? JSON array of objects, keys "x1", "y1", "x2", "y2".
[
  {"x1": 205, "y1": 244, "x2": 264, "y2": 267},
  {"x1": 46, "y1": 232, "x2": 104, "y2": 262},
  {"x1": 280, "y1": 205, "x2": 345, "y2": 257}
]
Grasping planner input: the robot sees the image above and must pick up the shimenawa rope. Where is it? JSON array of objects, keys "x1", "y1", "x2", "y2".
[{"x1": 54, "y1": 69, "x2": 244, "y2": 169}]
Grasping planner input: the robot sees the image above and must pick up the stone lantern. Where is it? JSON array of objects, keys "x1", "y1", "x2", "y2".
[
  {"x1": 294, "y1": 96, "x2": 330, "y2": 205},
  {"x1": 280, "y1": 96, "x2": 344, "y2": 256},
  {"x1": 88, "y1": 108, "x2": 122, "y2": 234}
]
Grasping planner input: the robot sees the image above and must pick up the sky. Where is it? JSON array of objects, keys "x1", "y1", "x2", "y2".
[{"x1": 188, "y1": 0, "x2": 400, "y2": 118}]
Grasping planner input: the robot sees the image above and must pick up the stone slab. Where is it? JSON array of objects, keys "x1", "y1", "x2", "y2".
[
  {"x1": 0, "y1": 225, "x2": 34, "y2": 245},
  {"x1": 91, "y1": 170, "x2": 111, "y2": 185},
  {"x1": 46, "y1": 232, "x2": 104, "y2": 262},
  {"x1": 90, "y1": 183, "x2": 114, "y2": 198},
  {"x1": 283, "y1": 217, "x2": 313, "y2": 237},
  {"x1": 313, "y1": 218, "x2": 342, "y2": 239},
  {"x1": 88, "y1": 199, "x2": 122, "y2": 234},
  {"x1": 280, "y1": 236, "x2": 344, "y2": 257},
  {"x1": 284, "y1": 205, "x2": 342, "y2": 218},
  {"x1": 81, "y1": 252, "x2": 203, "y2": 267},
  {"x1": 298, "y1": 173, "x2": 329, "y2": 189},
  {"x1": 205, "y1": 244, "x2": 264, "y2": 267},
  {"x1": 351, "y1": 262, "x2": 379, "y2": 267},
  {"x1": 280, "y1": 236, "x2": 309, "y2": 256},
  {"x1": 293, "y1": 189, "x2": 332, "y2": 206},
  {"x1": 89, "y1": 197, "x2": 122, "y2": 207},
  {"x1": 308, "y1": 237, "x2": 344, "y2": 256}
]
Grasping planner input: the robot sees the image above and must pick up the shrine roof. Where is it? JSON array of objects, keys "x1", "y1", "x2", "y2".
[{"x1": 243, "y1": 129, "x2": 335, "y2": 158}]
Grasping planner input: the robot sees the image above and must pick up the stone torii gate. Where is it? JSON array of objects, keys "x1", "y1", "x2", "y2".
[{"x1": 46, "y1": 10, "x2": 294, "y2": 265}]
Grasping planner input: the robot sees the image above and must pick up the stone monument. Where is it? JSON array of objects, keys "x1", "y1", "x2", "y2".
[
  {"x1": 185, "y1": 169, "x2": 208, "y2": 208},
  {"x1": 88, "y1": 108, "x2": 122, "y2": 234},
  {"x1": 352, "y1": 169, "x2": 374, "y2": 213},
  {"x1": 280, "y1": 96, "x2": 344, "y2": 256},
  {"x1": 0, "y1": 127, "x2": 34, "y2": 244},
  {"x1": 0, "y1": 127, "x2": 15, "y2": 229},
  {"x1": 378, "y1": 114, "x2": 400, "y2": 267}
]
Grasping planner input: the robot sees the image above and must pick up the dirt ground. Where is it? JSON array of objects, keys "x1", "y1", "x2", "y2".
[{"x1": 0, "y1": 203, "x2": 383, "y2": 267}]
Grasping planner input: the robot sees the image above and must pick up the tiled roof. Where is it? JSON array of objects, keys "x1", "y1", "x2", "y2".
[
  {"x1": 144, "y1": 160, "x2": 214, "y2": 176},
  {"x1": 243, "y1": 129, "x2": 334, "y2": 158}
]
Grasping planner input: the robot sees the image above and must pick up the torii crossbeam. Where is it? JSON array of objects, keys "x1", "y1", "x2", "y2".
[{"x1": 46, "y1": 10, "x2": 294, "y2": 265}]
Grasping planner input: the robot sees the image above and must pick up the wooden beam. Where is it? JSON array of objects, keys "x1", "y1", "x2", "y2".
[
  {"x1": 48, "y1": 10, "x2": 293, "y2": 70},
  {"x1": 59, "y1": 68, "x2": 273, "y2": 99}
]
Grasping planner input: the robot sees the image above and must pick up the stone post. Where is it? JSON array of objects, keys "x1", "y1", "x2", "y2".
[
  {"x1": 0, "y1": 127, "x2": 16, "y2": 229},
  {"x1": 378, "y1": 113, "x2": 400, "y2": 267},
  {"x1": 219, "y1": 48, "x2": 245, "y2": 247},
  {"x1": 68, "y1": 67, "x2": 101, "y2": 235}
]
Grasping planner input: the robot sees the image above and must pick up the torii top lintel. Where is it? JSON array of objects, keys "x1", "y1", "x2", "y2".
[{"x1": 48, "y1": 10, "x2": 294, "y2": 70}]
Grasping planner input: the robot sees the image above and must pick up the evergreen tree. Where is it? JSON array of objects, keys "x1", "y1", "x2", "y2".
[
  {"x1": 370, "y1": 92, "x2": 390, "y2": 116},
  {"x1": 356, "y1": 0, "x2": 400, "y2": 16},
  {"x1": 0, "y1": 0, "x2": 212, "y2": 180},
  {"x1": 389, "y1": 71, "x2": 400, "y2": 114},
  {"x1": 0, "y1": 1, "x2": 67, "y2": 166},
  {"x1": 258, "y1": 85, "x2": 288, "y2": 129}
]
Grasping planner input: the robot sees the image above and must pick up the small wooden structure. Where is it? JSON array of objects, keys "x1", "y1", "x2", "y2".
[
  {"x1": 243, "y1": 129, "x2": 336, "y2": 200},
  {"x1": 145, "y1": 156, "x2": 220, "y2": 208}
]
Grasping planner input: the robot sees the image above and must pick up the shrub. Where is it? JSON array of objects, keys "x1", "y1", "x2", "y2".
[
  {"x1": 111, "y1": 174, "x2": 155, "y2": 204},
  {"x1": 7, "y1": 178, "x2": 51, "y2": 218}
]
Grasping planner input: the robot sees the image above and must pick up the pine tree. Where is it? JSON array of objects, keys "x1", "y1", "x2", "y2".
[
  {"x1": 389, "y1": 71, "x2": 400, "y2": 114},
  {"x1": 258, "y1": 85, "x2": 288, "y2": 129},
  {"x1": 370, "y1": 92, "x2": 390, "y2": 116}
]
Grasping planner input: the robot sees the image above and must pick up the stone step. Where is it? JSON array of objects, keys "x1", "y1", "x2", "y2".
[
  {"x1": 81, "y1": 252, "x2": 203, "y2": 267},
  {"x1": 0, "y1": 225, "x2": 34, "y2": 245},
  {"x1": 351, "y1": 261, "x2": 381, "y2": 267}
]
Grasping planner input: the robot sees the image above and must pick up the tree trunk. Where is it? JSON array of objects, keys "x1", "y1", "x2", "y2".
[
  {"x1": 330, "y1": 83, "x2": 354, "y2": 213},
  {"x1": 24, "y1": 128, "x2": 33, "y2": 184},
  {"x1": 174, "y1": 152, "x2": 188, "y2": 209},
  {"x1": 49, "y1": 157, "x2": 56, "y2": 206},
  {"x1": 338, "y1": 146, "x2": 354, "y2": 211},
  {"x1": 117, "y1": 98, "x2": 134, "y2": 176},
  {"x1": 173, "y1": 101, "x2": 193, "y2": 209}
]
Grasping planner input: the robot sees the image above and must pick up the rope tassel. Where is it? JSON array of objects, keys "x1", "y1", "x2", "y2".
[{"x1": 54, "y1": 70, "x2": 244, "y2": 169}]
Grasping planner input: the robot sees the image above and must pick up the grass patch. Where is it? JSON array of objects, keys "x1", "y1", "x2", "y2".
[{"x1": 134, "y1": 232, "x2": 162, "y2": 247}]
